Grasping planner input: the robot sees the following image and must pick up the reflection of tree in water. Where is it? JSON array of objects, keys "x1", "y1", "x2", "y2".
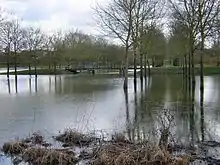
[
  {"x1": 29, "y1": 78, "x2": 32, "y2": 94},
  {"x1": 7, "y1": 78, "x2": 11, "y2": 94},
  {"x1": 124, "y1": 88, "x2": 131, "y2": 141},
  {"x1": 35, "y1": 78, "x2": 38, "y2": 93},
  {"x1": 49, "y1": 76, "x2": 52, "y2": 93},
  {"x1": 128, "y1": 75, "x2": 207, "y2": 146}
]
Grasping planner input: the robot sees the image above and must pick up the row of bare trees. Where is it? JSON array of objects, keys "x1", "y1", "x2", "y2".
[
  {"x1": 0, "y1": 12, "x2": 127, "y2": 79},
  {"x1": 169, "y1": 0, "x2": 220, "y2": 121},
  {"x1": 94, "y1": 0, "x2": 164, "y2": 90},
  {"x1": 94, "y1": 0, "x2": 220, "y2": 93},
  {"x1": 0, "y1": 17, "x2": 49, "y2": 78}
]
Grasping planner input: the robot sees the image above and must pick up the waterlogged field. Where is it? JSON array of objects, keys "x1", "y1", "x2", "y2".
[{"x1": 0, "y1": 74, "x2": 220, "y2": 164}]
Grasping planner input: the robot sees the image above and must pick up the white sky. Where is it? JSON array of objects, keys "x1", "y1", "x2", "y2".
[{"x1": 0, "y1": 0, "x2": 106, "y2": 34}]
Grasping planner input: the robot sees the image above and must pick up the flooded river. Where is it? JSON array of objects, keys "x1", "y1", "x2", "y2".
[{"x1": 0, "y1": 74, "x2": 220, "y2": 164}]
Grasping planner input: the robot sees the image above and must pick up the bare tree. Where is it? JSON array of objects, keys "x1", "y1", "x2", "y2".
[
  {"x1": 51, "y1": 31, "x2": 64, "y2": 74},
  {"x1": 196, "y1": 0, "x2": 220, "y2": 142},
  {"x1": 42, "y1": 34, "x2": 53, "y2": 71},
  {"x1": 131, "y1": 0, "x2": 163, "y2": 86},
  {"x1": 196, "y1": 0, "x2": 220, "y2": 111},
  {"x1": 169, "y1": 0, "x2": 200, "y2": 94},
  {"x1": 11, "y1": 20, "x2": 24, "y2": 79},
  {"x1": 169, "y1": 0, "x2": 220, "y2": 142},
  {"x1": 23, "y1": 27, "x2": 43, "y2": 77},
  {"x1": 0, "y1": 21, "x2": 13, "y2": 78},
  {"x1": 94, "y1": 0, "x2": 136, "y2": 90}
]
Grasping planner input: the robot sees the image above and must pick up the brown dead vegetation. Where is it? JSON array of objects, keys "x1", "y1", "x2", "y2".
[
  {"x1": 22, "y1": 132, "x2": 52, "y2": 147},
  {"x1": 2, "y1": 141, "x2": 29, "y2": 156},
  {"x1": 1, "y1": 130, "x2": 194, "y2": 165},
  {"x1": 91, "y1": 142, "x2": 191, "y2": 165},
  {"x1": 55, "y1": 129, "x2": 98, "y2": 147},
  {"x1": 2, "y1": 135, "x2": 78, "y2": 165},
  {"x1": 111, "y1": 133, "x2": 132, "y2": 144},
  {"x1": 22, "y1": 147, "x2": 77, "y2": 165}
]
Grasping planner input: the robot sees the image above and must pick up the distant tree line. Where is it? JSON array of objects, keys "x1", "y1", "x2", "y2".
[{"x1": 0, "y1": 12, "x2": 129, "y2": 78}]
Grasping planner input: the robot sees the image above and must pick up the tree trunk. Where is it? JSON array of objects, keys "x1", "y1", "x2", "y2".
[
  {"x1": 200, "y1": 88, "x2": 204, "y2": 141},
  {"x1": 184, "y1": 54, "x2": 187, "y2": 76},
  {"x1": 188, "y1": 52, "x2": 191, "y2": 93},
  {"x1": 48, "y1": 51, "x2": 51, "y2": 71},
  {"x1": 147, "y1": 59, "x2": 151, "y2": 76},
  {"x1": 184, "y1": 54, "x2": 188, "y2": 87},
  {"x1": 54, "y1": 63, "x2": 57, "y2": 75},
  {"x1": 34, "y1": 52, "x2": 37, "y2": 78},
  {"x1": 140, "y1": 54, "x2": 143, "y2": 83},
  {"x1": 124, "y1": 86, "x2": 131, "y2": 140},
  {"x1": 190, "y1": 76, "x2": 196, "y2": 145},
  {"x1": 200, "y1": 40, "x2": 204, "y2": 103},
  {"x1": 14, "y1": 52, "x2": 18, "y2": 93},
  {"x1": 123, "y1": 46, "x2": 129, "y2": 91},
  {"x1": 133, "y1": 48, "x2": 137, "y2": 91},
  {"x1": 7, "y1": 52, "x2": 10, "y2": 79},
  {"x1": 200, "y1": 33, "x2": 205, "y2": 142},
  {"x1": 190, "y1": 37, "x2": 195, "y2": 98},
  {"x1": 191, "y1": 55, "x2": 195, "y2": 95},
  {"x1": 134, "y1": 89, "x2": 139, "y2": 140},
  {"x1": 144, "y1": 53, "x2": 147, "y2": 79},
  {"x1": 28, "y1": 63, "x2": 31, "y2": 76},
  {"x1": 14, "y1": 55, "x2": 17, "y2": 76},
  {"x1": 182, "y1": 57, "x2": 185, "y2": 79}
]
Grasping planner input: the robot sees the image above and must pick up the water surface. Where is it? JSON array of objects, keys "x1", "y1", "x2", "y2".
[{"x1": 0, "y1": 74, "x2": 220, "y2": 164}]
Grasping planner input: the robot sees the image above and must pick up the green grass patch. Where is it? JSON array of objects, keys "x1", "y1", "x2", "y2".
[{"x1": 195, "y1": 67, "x2": 220, "y2": 75}]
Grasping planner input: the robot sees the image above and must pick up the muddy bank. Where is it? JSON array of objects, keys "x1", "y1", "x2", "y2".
[{"x1": 1, "y1": 129, "x2": 220, "y2": 165}]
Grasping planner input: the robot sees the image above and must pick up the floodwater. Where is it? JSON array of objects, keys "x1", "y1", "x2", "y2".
[{"x1": 0, "y1": 74, "x2": 220, "y2": 164}]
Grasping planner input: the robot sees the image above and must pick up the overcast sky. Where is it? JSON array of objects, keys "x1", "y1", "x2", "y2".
[{"x1": 0, "y1": 0, "x2": 105, "y2": 34}]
